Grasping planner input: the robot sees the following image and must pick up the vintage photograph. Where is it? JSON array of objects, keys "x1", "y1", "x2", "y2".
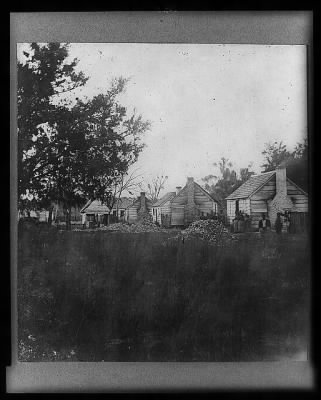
[{"x1": 17, "y1": 43, "x2": 309, "y2": 362}]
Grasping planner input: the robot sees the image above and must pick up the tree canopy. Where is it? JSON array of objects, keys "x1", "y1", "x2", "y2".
[
  {"x1": 140, "y1": 175, "x2": 169, "y2": 202},
  {"x1": 18, "y1": 43, "x2": 150, "y2": 225},
  {"x1": 202, "y1": 158, "x2": 254, "y2": 204},
  {"x1": 261, "y1": 139, "x2": 308, "y2": 192}
]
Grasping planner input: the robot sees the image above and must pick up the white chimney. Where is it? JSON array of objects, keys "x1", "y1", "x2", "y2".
[
  {"x1": 275, "y1": 165, "x2": 287, "y2": 196},
  {"x1": 176, "y1": 186, "x2": 182, "y2": 195}
]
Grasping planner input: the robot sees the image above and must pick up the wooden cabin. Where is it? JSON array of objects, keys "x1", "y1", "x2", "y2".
[
  {"x1": 170, "y1": 177, "x2": 220, "y2": 227},
  {"x1": 80, "y1": 199, "x2": 110, "y2": 227},
  {"x1": 126, "y1": 192, "x2": 153, "y2": 223},
  {"x1": 110, "y1": 198, "x2": 133, "y2": 222},
  {"x1": 80, "y1": 197, "x2": 133, "y2": 227},
  {"x1": 225, "y1": 166, "x2": 308, "y2": 232},
  {"x1": 152, "y1": 191, "x2": 177, "y2": 227}
]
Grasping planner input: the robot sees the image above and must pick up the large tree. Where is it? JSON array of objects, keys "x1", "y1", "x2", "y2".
[
  {"x1": 202, "y1": 158, "x2": 254, "y2": 203},
  {"x1": 261, "y1": 141, "x2": 292, "y2": 172},
  {"x1": 261, "y1": 139, "x2": 308, "y2": 192},
  {"x1": 140, "y1": 175, "x2": 168, "y2": 202},
  {"x1": 18, "y1": 43, "x2": 88, "y2": 216},
  {"x1": 18, "y1": 43, "x2": 150, "y2": 228}
]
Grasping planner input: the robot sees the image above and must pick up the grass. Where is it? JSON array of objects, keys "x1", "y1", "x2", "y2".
[{"x1": 17, "y1": 224, "x2": 310, "y2": 361}]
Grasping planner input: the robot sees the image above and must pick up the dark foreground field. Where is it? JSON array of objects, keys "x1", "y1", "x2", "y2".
[{"x1": 17, "y1": 225, "x2": 310, "y2": 361}]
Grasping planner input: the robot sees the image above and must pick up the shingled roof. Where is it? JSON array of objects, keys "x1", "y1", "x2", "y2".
[
  {"x1": 225, "y1": 171, "x2": 275, "y2": 200},
  {"x1": 116, "y1": 197, "x2": 133, "y2": 209},
  {"x1": 80, "y1": 199, "x2": 110, "y2": 214},
  {"x1": 152, "y1": 192, "x2": 176, "y2": 207},
  {"x1": 130, "y1": 194, "x2": 153, "y2": 207},
  {"x1": 80, "y1": 197, "x2": 134, "y2": 214}
]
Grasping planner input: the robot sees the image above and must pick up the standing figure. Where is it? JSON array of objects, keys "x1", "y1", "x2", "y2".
[
  {"x1": 259, "y1": 213, "x2": 271, "y2": 233},
  {"x1": 275, "y1": 212, "x2": 283, "y2": 234},
  {"x1": 238, "y1": 212, "x2": 245, "y2": 233},
  {"x1": 244, "y1": 214, "x2": 250, "y2": 232}
]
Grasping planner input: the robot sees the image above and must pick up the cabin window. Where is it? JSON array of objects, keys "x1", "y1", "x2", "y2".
[
  {"x1": 87, "y1": 214, "x2": 94, "y2": 222},
  {"x1": 120, "y1": 210, "x2": 125, "y2": 217},
  {"x1": 112, "y1": 210, "x2": 117, "y2": 216}
]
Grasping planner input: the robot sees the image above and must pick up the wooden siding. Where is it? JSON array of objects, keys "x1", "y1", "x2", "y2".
[
  {"x1": 250, "y1": 199, "x2": 268, "y2": 213},
  {"x1": 171, "y1": 205, "x2": 185, "y2": 226},
  {"x1": 226, "y1": 198, "x2": 250, "y2": 224},
  {"x1": 251, "y1": 178, "x2": 308, "y2": 214},
  {"x1": 151, "y1": 200, "x2": 173, "y2": 226},
  {"x1": 227, "y1": 200, "x2": 236, "y2": 224},
  {"x1": 171, "y1": 187, "x2": 188, "y2": 206},
  {"x1": 251, "y1": 176, "x2": 276, "y2": 200},
  {"x1": 170, "y1": 183, "x2": 216, "y2": 226},
  {"x1": 250, "y1": 180, "x2": 275, "y2": 229},
  {"x1": 287, "y1": 182, "x2": 308, "y2": 212},
  {"x1": 128, "y1": 207, "x2": 138, "y2": 223},
  {"x1": 239, "y1": 199, "x2": 251, "y2": 214},
  {"x1": 194, "y1": 185, "x2": 213, "y2": 207}
]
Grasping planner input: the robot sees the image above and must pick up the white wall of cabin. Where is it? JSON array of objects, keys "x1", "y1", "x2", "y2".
[
  {"x1": 226, "y1": 198, "x2": 250, "y2": 224},
  {"x1": 287, "y1": 181, "x2": 308, "y2": 212},
  {"x1": 250, "y1": 176, "x2": 308, "y2": 229}
]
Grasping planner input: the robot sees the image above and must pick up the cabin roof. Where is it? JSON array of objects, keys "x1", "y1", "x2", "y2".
[
  {"x1": 80, "y1": 199, "x2": 110, "y2": 214},
  {"x1": 225, "y1": 171, "x2": 275, "y2": 200},
  {"x1": 114, "y1": 197, "x2": 133, "y2": 209},
  {"x1": 194, "y1": 181, "x2": 220, "y2": 204},
  {"x1": 80, "y1": 197, "x2": 134, "y2": 214},
  {"x1": 226, "y1": 170, "x2": 308, "y2": 200},
  {"x1": 129, "y1": 194, "x2": 153, "y2": 208},
  {"x1": 208, "y1": 191, "x2": 222, "y2": 205},
  {"x1": 152, "y1": 192, "x2": 176, "y2": 207},
  {"x1": 172, "y1": 180, "x2": 220, "y2": 204}
]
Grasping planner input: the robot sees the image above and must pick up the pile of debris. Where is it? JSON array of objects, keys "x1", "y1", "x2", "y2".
[
  {"x1": 97, "y1": 215, "x2": 168, "y2": 233},
  {"x1": 181, "y1": 219, "x2": 233, "y2": 244}
]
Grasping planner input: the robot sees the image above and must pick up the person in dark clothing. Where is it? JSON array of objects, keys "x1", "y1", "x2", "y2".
[
  {"x1": 259, "y1": 213, "x2": 271, "y2": 232},
  {"x1": 275, "y1": 212, "x2": 283, "y2": 234},
  {"x1": 244, "y1": 214, "x2": 251, "y2": 232}
]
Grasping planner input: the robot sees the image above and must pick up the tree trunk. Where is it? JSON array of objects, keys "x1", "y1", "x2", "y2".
[
  {"x1": 66, "y1": 206, "x2": 72, "y2": 230},
  {"x1": 48, "y1": 206, "x2": 54, "y2": 226}
]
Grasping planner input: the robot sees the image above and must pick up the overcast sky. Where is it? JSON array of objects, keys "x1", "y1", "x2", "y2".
[{"x1": 18, "y1": 43, "x2": 307, "y2": 196}]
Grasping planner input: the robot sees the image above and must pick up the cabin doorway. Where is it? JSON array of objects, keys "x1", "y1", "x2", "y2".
[
  {"x1": 171, "y1": 206, "x2": 184, "y2": 226},
  {"x1": 235, "y1": 200, "x2": 239, "y2": 214},
  {"x1": 289, "y1": 212, "x2": 308, "y2": 233}
]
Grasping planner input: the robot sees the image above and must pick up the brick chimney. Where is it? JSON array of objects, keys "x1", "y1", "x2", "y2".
[
  {"x1": 176, "y1": 186, "x2": 182, "y2": 195},
  {"x1": 269, "y1": 165, "x2": 293, "y2": 228},
  {"x1": 139, "y1": 192, "x2": 146, "y2": 212},
  {"x1": 276, "y1": 165, "x2": 287, "y2": 196},
  {"x1": 187, "y1": 177, "x2": 194, "y2": 205},
  {"x1": 186, "y1": 177, "x2": 195, "y2": 223},
  {"x1": 137, "y1": 191, "x2": 150, "y2": 221}
]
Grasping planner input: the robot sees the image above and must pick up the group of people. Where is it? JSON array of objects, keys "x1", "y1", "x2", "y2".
[
  {"x1": 231, "y1": 210, "x2": 251, "y2": 233},
  {"x1": 259, "y1": 211, "x2": 292, "y2": 234},
  {"x1": 231, "y1": 210, "x2": 292, "y2": 234},
  {"x1": 274, "y1": 211, "x2": 292, "y2": 234}
]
